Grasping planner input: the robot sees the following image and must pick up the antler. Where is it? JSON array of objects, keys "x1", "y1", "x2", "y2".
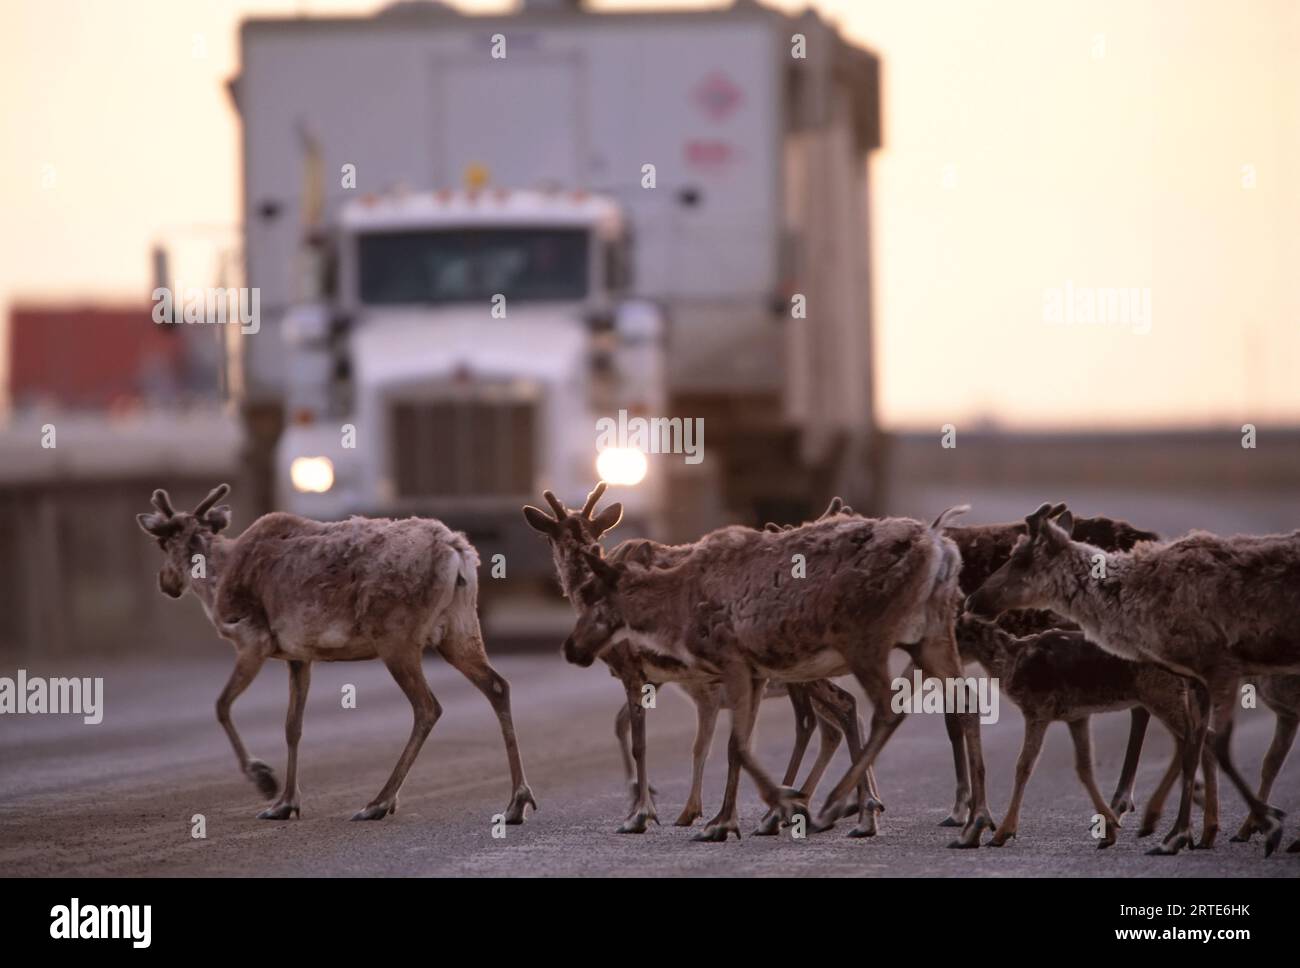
[
  {"x1": 538, "y1": 482, "x2": 608, "y2": 524},
  {"x1": 542, "y1": 490, "x2": 568, "y2": 520},
  {"x1": 818, "y1": 496, "x2": 856, "y2": 519},
  {"x1": 151, "y1": 489, "x2": 176, "y2": 518},
  {"x1": 579, "y1": 482, "x2": 607, "y2": 520},
  {"x1": 193, "y1": 483, "x2": 231, "y2": 519},
  {"x1": 762, "y1": 496, "x2": 854, "y2": 533},
  {"x1": 524, "y1": 482, "x2": 622, "y2": 540},
  {"x1": 1024, "y1": 502, "x2": 1054, "y2": 535}
]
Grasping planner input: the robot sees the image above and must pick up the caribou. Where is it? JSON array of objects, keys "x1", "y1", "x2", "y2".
[{"x1": 137, "y1": 484, "x2": 535, "y2": 824}]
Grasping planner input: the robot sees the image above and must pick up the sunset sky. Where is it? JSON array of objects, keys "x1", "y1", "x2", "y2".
[{"x1": 2, "y1": 0, "x2": 1297, "y2": 428}]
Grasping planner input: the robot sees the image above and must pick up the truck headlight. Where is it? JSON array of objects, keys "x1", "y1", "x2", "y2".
[
  {"x1": 595, "y1": 447, "x2": 647, "y2": 486},
  {"x1": 290, "y1": 456, "x2": 335, "y2": 493}
]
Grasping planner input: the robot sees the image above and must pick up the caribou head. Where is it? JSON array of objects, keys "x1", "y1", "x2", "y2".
[{"x1": 136, "y1": 484, "x2": 232, "y2": 598}]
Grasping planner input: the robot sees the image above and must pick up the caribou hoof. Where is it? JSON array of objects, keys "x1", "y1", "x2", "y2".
[
  {"x1": 692, "y1": 820, "x2": 740, "y2": 842},
  {"x1": 846, "y1": 799, "x2": 883, "y2": 838},
  {"x1": 256, "y1": 801, "x2": 299, "y2": 820},
  {"x1": 351, "y1": 801, "x2": 396, "y2": 821},
  {"x1": 503, "y1": 785, "x2": 537, "y2": 825},
  {"x1": 948, "y1": 811, "x2": 994, "y2": 849},
  {"x1": 617, "y1": 807, "x2": 659, "y2": 834},
  {"x1": 752, "y1": 812, "x2": 782, "y2": 837},
  {"x1": 812, "y1": 796, "x2": 852, "y2": 833},
  {"x1": 1146, "y1": 831, "x2": 1191, "y2": 855},
  {"x1": 775, "y1": 786, "x2": 809, "y2": 823}
]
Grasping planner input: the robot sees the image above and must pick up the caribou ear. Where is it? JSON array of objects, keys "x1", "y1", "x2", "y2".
[
  {"x1": 204, "y1": 505, "x2": 233, "y2": 533},
  {"x1": 589, "y1": 502, "x2": 623, "y2": 538},
  {"x1": 581, "y1": 548, "x2": 622, "y2": 586},
  {"x1": 137, "y1": 512, "x2": 171, "y2": 537},
  {"x1": 523, "y1": 505, "x2": 560, "y2": 537},
  {"x1": 1045, "y1": 506, "x2": 1076, "y2": 535}
]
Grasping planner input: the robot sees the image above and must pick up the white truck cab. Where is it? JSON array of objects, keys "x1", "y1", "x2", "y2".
[{"x1": 276, "y1": 183, "x2": 665, "y2": 574}]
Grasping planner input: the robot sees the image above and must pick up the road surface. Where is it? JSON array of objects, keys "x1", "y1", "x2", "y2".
[{"x1": 1, "y1": 651, "x2": 1295, "y2": 877}]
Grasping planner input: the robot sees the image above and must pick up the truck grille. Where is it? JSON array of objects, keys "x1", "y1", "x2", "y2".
[{"x1": 390, "y1": 398, "x2": 536, "y2": 499}]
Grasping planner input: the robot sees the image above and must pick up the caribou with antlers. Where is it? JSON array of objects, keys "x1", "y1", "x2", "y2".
[
  {"x1": 552, "y1": 495, "x2": 994, "y2": 845},
  {"x1": 137, "y1": 484, "x2": 535, "y2": 824},
  {"x1": 523, "y1": 485, "x2": 882, "y2": 837},
  {"x1": 967, "y1": 503, "x2": 1300, "y2": 855}
]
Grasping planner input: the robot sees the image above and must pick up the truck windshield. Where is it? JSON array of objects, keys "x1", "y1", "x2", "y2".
[{"x1": 358, "y1": 227, "x2": 589, "y2": 305}]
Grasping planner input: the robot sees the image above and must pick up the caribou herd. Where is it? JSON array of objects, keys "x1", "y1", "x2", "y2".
[{"x1": 139, "y1": 482, "x2": 1300, "y2": 857}]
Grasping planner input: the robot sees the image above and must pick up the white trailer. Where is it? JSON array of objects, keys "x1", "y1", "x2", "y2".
[{"x1": 231, "y1": 0, "x2": 881, "y2": 561}]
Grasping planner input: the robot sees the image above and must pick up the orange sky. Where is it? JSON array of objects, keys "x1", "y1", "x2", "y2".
[{"x1": 2, "y1": 0, "x2": 1297, "y2": 428}]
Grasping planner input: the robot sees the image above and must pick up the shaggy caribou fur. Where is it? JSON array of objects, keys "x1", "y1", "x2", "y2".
[
  {"x1": 967, "y1": 503, "x2": 1300, "y2": 855},
  {"x1": 561, "y1": 504, "x2": 996, "y2": 846},
  {"x1": 523, "y1": 487, "x2": 879, "y2": 837},
  {"x1": 137, "y1": 484, "x2": 535, "y2": 823}
]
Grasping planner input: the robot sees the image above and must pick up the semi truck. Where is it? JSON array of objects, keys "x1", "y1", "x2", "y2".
[{"x1": 229, "y1": 0, "x2": 882, "y2": 578}]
